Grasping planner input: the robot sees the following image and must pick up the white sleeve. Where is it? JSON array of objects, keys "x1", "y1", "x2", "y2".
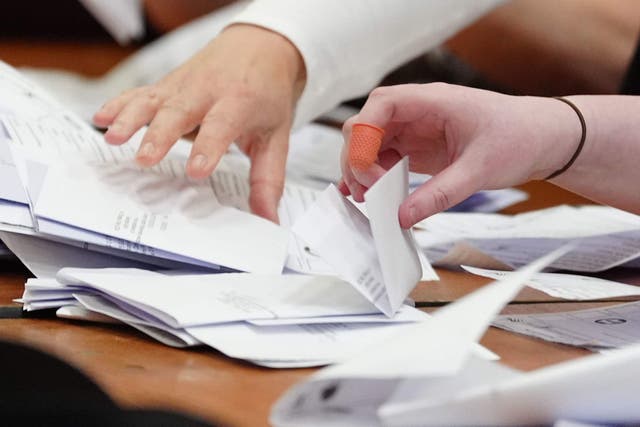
[{"x1": 230, "y1": 0, "x2": 504, "y2": 127}]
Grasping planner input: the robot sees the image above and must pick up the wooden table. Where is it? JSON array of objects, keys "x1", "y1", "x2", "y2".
[{"x1": 0, "y1": 40, "x2": 638, "y2": 427}]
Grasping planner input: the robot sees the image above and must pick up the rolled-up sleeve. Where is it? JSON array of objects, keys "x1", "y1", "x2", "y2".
[{"x1": 230, "y1": 0, "x2": 504, "y2": 127}]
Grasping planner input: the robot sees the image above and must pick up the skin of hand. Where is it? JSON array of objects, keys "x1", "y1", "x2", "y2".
[
  {"x1": 340, "y1": 83, "x2": 582, "y2": 229},
  {"x1": 93, "y1": 24, "x2": 306, "y2": 223}
]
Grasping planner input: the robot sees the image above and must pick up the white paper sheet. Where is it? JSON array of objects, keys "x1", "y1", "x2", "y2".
[
  {"x1": 0, "y1": 230, "x2": 155, "y2": 278},
  {"x1": 492, "y1": 300, "x2": 640, "y2": 350},
  {"x1": 56, "y1": 268, "x2": 379, "y2": 328},
  {"x1": 74, "y1": 293, "x2": 200, "y2": 347},
  {"x1": 416, "y1": 205, "x2": 640, "y2": 272},
  {"x1": 463, "y1": 265, "x2": 640, "y2": 300},
  {"x1": 187, "y1": 321, "x2": 415, "y2": 363},
  {"x1": 380, "y1": 345, "x2": 640, "y2": 426},
  {"x1": 0, "y1": 137, "x2": 29, "y2": 204},
  {"x1": 248, "y1": 305, "x2": 429, "y2": 326},
  {"x1": 0, "y1": 200, "x2": 32, "y2": 228}
]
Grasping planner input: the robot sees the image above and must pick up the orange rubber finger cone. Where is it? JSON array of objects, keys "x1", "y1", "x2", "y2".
[{"x1": 348, "y1": 123, "x2": 385, "y2": 171}]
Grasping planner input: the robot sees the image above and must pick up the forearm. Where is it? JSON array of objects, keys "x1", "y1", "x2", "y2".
[
  {"x1": 549, "y1": 95, "x2": 640, "y2": 214},
  {"x1": 231, "y1": 0, "x2": 503, "y2": 127}
]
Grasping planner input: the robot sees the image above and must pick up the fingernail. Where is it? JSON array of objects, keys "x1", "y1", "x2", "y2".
[
  {"x1": 352, "y1": 167, "x2": 376, "y2": 188},
  {"x1": 137, "y1": 143, "x2": 156, "y2": 159},
  {"x1": 190, "y1": 154, "x2": 208, "y2": 171}
]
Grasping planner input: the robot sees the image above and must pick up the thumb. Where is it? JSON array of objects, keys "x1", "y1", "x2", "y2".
[{"x1": 398, "y1": 161, "x2": 481, "y2": 228}]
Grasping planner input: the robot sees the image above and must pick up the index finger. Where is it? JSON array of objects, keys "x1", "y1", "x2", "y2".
[
  {"x1": 350, "y1": 84, "x2": 443, "y2": 130},
  {"x1": 247, "y1": 125, "x2": 290, "y2": 223},
  {"x1": 342, "y1": 85, "x2": 424, "y2": 177}
]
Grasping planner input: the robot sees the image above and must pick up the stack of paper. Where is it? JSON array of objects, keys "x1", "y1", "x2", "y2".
[
  {"x1": 0, "y1": 60, "x2": 307, "y2": 276},
  {"x1": 19, "y1": 268, "x2": 431, "y2": 366},
  {"x1": 0, "y1": 60, "x2": 434, "y2": 284},
  {"x1": 271, "y1": 247, "x2": 640, "y2": 426},
  {"x1": 14, "y1": 151, "x2": 440, "y2": 367}
]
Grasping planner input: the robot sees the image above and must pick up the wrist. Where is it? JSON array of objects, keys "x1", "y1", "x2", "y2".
[
  {"x1": 530, "y1": 96, "x2": 586, "y2": 180},
  {"x1": 221, "y1": 24, "x2": 307, "y2": 98}
]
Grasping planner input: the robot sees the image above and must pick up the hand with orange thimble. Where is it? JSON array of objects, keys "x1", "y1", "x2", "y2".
[{"x1": 340, "y1": 83, "x2": 609, "y2": 229}]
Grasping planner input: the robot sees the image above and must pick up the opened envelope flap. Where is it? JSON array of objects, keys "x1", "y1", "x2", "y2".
[
  {"x1": 365, "y1": 157, "x2": 422, "y2": 313},
  {"x1": 292, "y1": 184, "x2": 393, "y2": 315}
]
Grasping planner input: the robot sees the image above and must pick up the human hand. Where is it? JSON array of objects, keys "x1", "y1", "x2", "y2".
[
  {"x1": 93, "y1": 24, "x2": 306, "y2": 222},
  {"x1": 340, "y1": 83, "x2": 582, "y2": 228}
]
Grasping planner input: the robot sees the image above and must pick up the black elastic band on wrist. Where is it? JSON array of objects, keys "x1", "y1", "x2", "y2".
[{"x1": 545, "y1": 96, "x2": 587, "y2": 180}]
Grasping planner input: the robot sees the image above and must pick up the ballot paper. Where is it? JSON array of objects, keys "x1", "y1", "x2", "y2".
[
  {"x1": 292, "y1": 158, "x2": 435, "y2": 316},
  {"x1": 415, "y1": 205, "x2": 640, "y2": 272},
  {"x1": 73, "y1": 293, "x2": 201, "y2": 348},
  {"x1": 31, "y1": 158, "x2": 288, "y2": 274},
  {"x1": 0, "y1": 230, "x2": 159, "y2": 278},
  {"x1": 445, "y1": 188, "x2": 527, "y2": 213},
  {"x1": 0, "y1": 110, "x2": 290, "y2": 274},
  {"x1": 270, "y1": 246, "x2": 570, "y2": 427},
  {"x1": 0, "y1": 61, "x2": 81, "y2": 125},
  {"x1": 187, "y1": 321, "x2": 424, "y2": 363},
  {"x1": 492, "y1": 301, "x2": 640, "y2": 351},
  {"x1": 0, "y1": 137, "x2": 29, "y2": 205},
  {"x1": 247, "y1": 305, "x2": 427, "y2": 326},
  {"x1": 462, "y1": 266, "x2": 640, "y2": 300}
]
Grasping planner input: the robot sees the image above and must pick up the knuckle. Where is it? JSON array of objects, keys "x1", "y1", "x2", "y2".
[
  {"x1": 118, "y1": 86, "x2": 144, "y2": 99},
  {"x1": 160, "y1": 99, "x2": 199, "y2": 121},
  {"x1": 202, "y1": 110, "x2": 241, "y2": 132},
  {"x1": 430, "y1": 187, "x2": 451, "y2": 212},
  {"x1": 143, "y1": 88, "x2": 163, "y2": 107},
  {"x1": 141, "y1": 129, "x2": 161, "y2": 143},
  {"x1": 369, "y1": 86, "x2": 390, "y2": 99},
  {"x1": 230, "y1": 83, "x2": 259, "y2": 102},
  {"x1": 425, "y1": 82, "x2": 451, "y2": 92},
  {"x1": 343, "y1": 116, "x2": 357, "y2": 132},
  {"x1": 250, "y1": 175, "x2": 284, "y2": 192}
]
